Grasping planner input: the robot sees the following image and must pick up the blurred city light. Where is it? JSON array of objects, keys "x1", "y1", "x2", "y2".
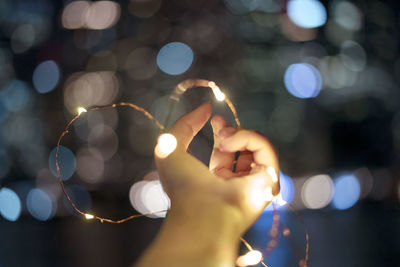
[
  {"x1": 129, "y1": 181, "x2": 148, "y2": 215},
  {"x1": 284, "y1": 63, "x2": 322, "y2": 98},
  {"x1": 287, "y1": 0, "x2": 327, "y2": 29},
  {"x1": 62, "y1": 1, "x2": 121, "y2": 30},
  {"x1": 32, "y1": 60, "x2": 61, "y2": 94},
  {"x1": 279, "y1": 172, "x2": 295, "y2": 203},
  {"x1": 156, "y1": 42, "x2": 194, "y2": 75},
  {"x1": 339, "y1": 41, "x2": 367, "y2": 72},
  {"x1": 61, "y1": 1, "x2": 91, "y2": 29},
  {"x1": 332, "y1": 1, "x2": 363, "y2": 31},
  {"x1": 11, "y1": 24, "x2": 35, "y2": 54},
  {"x1": 0, "y1": 80, "x2": 31, "y2": 112},
  {"x1": 129, "y1": 180, "x2": 170, "y2": 218},
  {"x1": 48, "y1": 145, "x2": 76, "y2": 181},
  {"x1": 140, "y1": 180, "x2": 170, "y2": 218},
  {"x1": 332, "y1": 174, "x2": 361, "y2": 210},
  {"x1": 64, "y1": 71, "x2": 119, "y2": 113},
  {"x1": 88, "y1": 124, "x2": 119, "y2": 160},
  {"x1": 0, "y1": 188, "x2": 21, "y2": 221},
  {"x1": 301, "y1": 174, "x2": 334, "y2": 209},
  {"x1": 76, "y1": 148, "x2": 105, "y2": 184},
  {"x1": 319, "y1": 56, "x2": 358, "y2": 89},
  {"x1": 27, "y1": 188, "x2": 56, "y2": 221},
  {"x1": 85, "y1": 1, "x2": 121, "y2": 30}
]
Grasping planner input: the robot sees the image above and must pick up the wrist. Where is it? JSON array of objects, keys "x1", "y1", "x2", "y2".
[{"x1": 136, "y1": 193, "x2": 242, "y2": 267}]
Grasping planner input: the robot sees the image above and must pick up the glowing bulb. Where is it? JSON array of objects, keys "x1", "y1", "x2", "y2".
[
  {"x1": 208, "y1": 81, "x2": 225, "y2": 101},
  {"x1": 155, "y1": 133, "x2": 177, "y2": 158},
  {"x1": 267, "y1": 166, "x2": 278, "y2": 183},
  {"x1": 212, "y1": 87, "x2": 225, "y2": 101},
  {"x1": 85, "y1": 213, "x2": 94, "y2": 220},
  {"x1": 77, "y1": 107, "x2": 87, "y2": 115},
  {"x1": 264, "y1": 186, "x2": 273, "y2": 202},
  {"x1": 236, "y1": 250, "x2": 263, "y2": 267},
  {"x1": 274, "y1": 193, "x2": 287, "y2": 206}
]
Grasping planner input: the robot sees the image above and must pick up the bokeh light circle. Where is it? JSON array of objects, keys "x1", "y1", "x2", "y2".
[
  {"x1": 301, "y1": 174, "x2": 334, "y2": 209},
  {"x1": 332, "y1": 174, "x2": 361, "y2": 210},
  {"x1": 0, "y1": 188, "x2": 21, "y2": 221},
  {"x1": 27, "y1": 188, "x2": 55, "y2": 221},
  {"x1": 0, "y1": 80, "x2": 31, "y2": 112},
  {"x1": 280, "y1": 172, "x2": 295, "y2": 203},
  {"x1": 284, "y1": 63, "x2": 322, "y2": 98},
  {"x1": 129, "y1": 180, "x2": 170, "y2": 218},
  {"x1": 61, "y1": 1, "x2": 91, "y2": 29},
  {"x1": 333, "y1": 1, "x2": 362, "y2": 31},
  {"x1": 141, "y1": 180, "x2": 170, "y2": 218},
  {"x1": 129, "y1": 181, "x2": 149, "y2": 215},
  {"x1": 49, "y1": 145, "x2": 76, "y2": 181},
  {"x1": 287, "y1": 0, "x2": 327, "y2": 29},
  {"x1": 85, "y1": 1, "x2": 121, "y2": 30},
  {"x1": 156, "y1": 42, "x2": 194, "y2": 75},
  {"x1": 32, "y1": 60, "x2": 61, "y2": 94}
]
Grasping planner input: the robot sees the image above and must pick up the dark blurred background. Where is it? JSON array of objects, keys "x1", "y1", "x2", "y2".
[{"x1": 0, "y1": 0, "x2": 399, "y2": 266}]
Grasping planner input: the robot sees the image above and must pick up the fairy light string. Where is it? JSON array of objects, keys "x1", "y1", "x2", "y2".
[
  {"x1": 56, "y1": 79, "x2": 308, "y2": 267},
  {"x1": 56, "y1": 102, "x2": 167, "y2": 223}
]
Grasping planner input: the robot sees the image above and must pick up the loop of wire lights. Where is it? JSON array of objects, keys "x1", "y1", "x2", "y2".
[{"x1": 56, "y1": 79, "x2": 306, "y2": 267}]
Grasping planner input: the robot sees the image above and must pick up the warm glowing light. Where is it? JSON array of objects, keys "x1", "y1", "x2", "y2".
[
  {"x1": 77, "y1": 107, "x2": 87, "y2": 115},
  {"x1": 85, "y1": 213, "x2": 94, "y2": 219},
  {"x1": 264, "y1": 186, "x2": 273, "y2": 202},
  {"x1": 236, "y1": 250, "x2": 263, "y2": 267},
  {"x1": 267, "y1": 166, "x2": 278, "y2": 183},
  {"x1": 85, "y1": 1, "x2": 121, "y2": 30},
  {"x1": 209, "y1": 82, "x2": 226, "y2": 101},
  {"x1": 273, "y1": 193, "x2": 288, "y2": 206},
  {"x1": 155, "y1": 133, "x2": 177, "y2": 158},
  {"x1": 249, "y1": 177, "x2": 267, "y2": 209}
]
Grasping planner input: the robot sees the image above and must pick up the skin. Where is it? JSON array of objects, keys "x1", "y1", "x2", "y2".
[{"x1": 135, "y1": 102, "x2": 279, "y2": 267}]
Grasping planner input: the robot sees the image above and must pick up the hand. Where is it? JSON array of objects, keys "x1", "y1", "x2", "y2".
[
  {"x1": 155, "y1": 102, "x2": 279, "y2": 234},
  {"x1": 136, "y1": 102, "x2": 280, "y2": 267}
]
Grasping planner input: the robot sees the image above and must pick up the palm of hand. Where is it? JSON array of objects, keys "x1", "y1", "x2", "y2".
[{"x1": 155, "y1": 103, "x2": 278, "y2": 232}]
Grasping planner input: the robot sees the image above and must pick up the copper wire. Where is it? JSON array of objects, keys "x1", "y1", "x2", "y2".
[{"x1": 55, "y1": 80, "x2": 308, "y2": 267}]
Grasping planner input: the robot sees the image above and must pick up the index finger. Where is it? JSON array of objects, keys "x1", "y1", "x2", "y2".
[{"x1": 169, "y1": 102, "x2": 212, "y2": 150}]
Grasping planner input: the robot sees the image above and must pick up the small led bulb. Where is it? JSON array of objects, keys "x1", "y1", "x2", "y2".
[
  {"x1": 267, "y1": 166, "x2": 278, "y2": 183},
  {"x1": 212, "y1": 87, "x2": 225, "y2": 101},
  {"x1": 77, "y1": 107, "x2": 87, "y2": 115},
  {"x1": 85, "y1": 213, "x2": 94, "y2": 220},
  {"x1": 236, "y1": 250, "x2": 263, "y2": 267},
  {"x1": 208, "y1": 81, "x2": 225, "y2": 101},
  {"x1": 155, "y1": 133, "x2": 177, "y2": 158},
  {"x1": 274, "y1": 193, "x2": 287, "y2": 206},
  {"x1": 264, "y1": 186, "x2": 273, "y2": 202}
]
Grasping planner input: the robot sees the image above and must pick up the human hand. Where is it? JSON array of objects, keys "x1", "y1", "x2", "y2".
[
  {"x1": 136, "y1": 102, "x2": 280, "y2": 267},
  {"x1": 155, "y1": 102, "x2": 280, "y2": 234}
]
